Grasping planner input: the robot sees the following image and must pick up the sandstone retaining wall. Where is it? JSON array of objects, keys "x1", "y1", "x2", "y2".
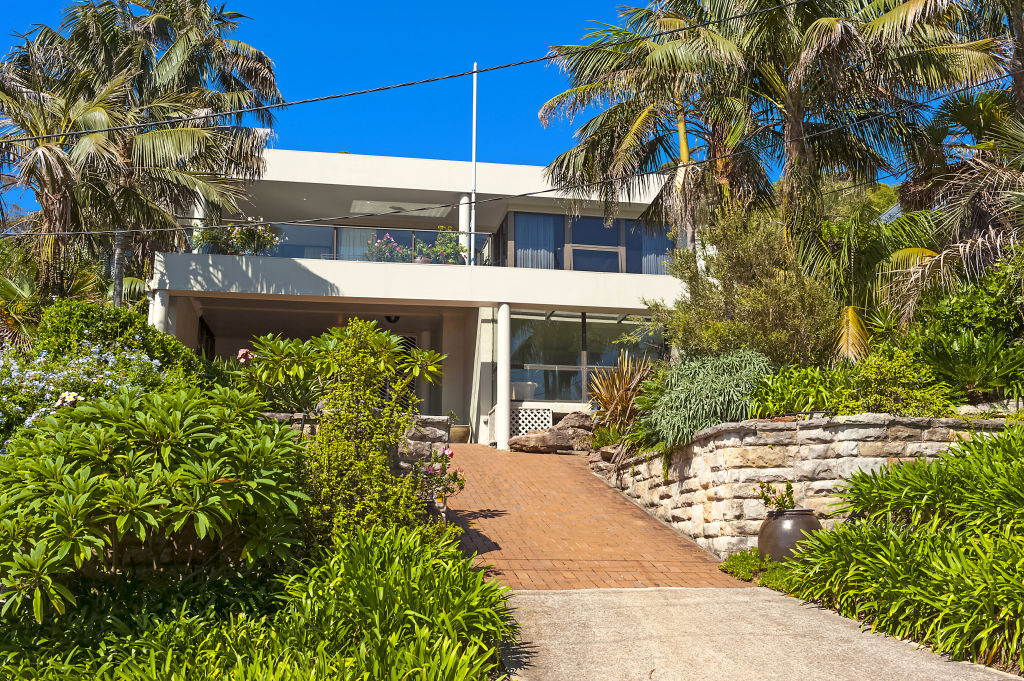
[{"x1": 590, "y1": 414, "x2": 1009, "y2": 558}]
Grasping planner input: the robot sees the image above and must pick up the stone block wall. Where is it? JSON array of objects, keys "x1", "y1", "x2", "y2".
[
  {"x1": 591, "y1": 414, "x2": 1009, "y2": 559},
  {"x1": 395, "y1": 415, "x2": 451, "y2": 473}
]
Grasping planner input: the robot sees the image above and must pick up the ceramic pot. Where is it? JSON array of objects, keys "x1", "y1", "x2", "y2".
[
  {"x1": 450, "y1": 425, "x2": 471, "y2": 443},
  {"x1": 414, "y1": 255, "x2": 433, "y2": 264},
  {"x1": 757, "y1": 509, "x2": 822, "y2": 561}
]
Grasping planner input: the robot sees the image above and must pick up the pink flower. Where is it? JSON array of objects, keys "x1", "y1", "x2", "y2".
[{"x1": 237, "y1": 348, "x2": 255, "y2": 365}]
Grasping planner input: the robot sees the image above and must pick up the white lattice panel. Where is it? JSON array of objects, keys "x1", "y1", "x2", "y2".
[{"x1": 511, "y1": 408, "x2": 552, "y2": 437}]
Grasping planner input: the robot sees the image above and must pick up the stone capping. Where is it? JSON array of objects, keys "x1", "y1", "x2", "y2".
[
  {"x1": 612, "y1": 414, "x2": 1011, "y2": 471},
  {"x1": 592, "y1": 413, "x2": 1013, "y2": 559}
]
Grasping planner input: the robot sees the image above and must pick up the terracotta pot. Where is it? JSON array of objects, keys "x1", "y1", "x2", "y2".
[
  {"x1": 414, "y1": 255, "x2": 433, "y2": 264},
  {"x1": 757, "y1": 509, "x2": 822, "y2": 561},
  {"x1": 450, "y1": 425, "x2": 471, "y2": 443}
]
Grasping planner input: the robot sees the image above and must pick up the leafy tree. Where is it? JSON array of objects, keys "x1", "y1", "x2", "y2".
[{"x1": 649, "y1": 208, "x2": 839, "y2": 365}]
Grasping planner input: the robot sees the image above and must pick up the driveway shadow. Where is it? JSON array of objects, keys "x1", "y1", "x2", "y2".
[
  {"x1": 448, "y1": 507, "x2": 506, "y2": 556},
  {"x1": 501, "y1": 638, "x2": 539, "y2": 678}
]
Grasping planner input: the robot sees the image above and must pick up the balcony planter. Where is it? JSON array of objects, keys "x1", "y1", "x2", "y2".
[
  {"x1": 757, "y1": 509, "x2": 822, "y2": 562},
  {"x1": 414, "y1": 255, "x2": 433, "y2": 264},
  {"x1": 450, "y1": 424, "x2": 471, "y2": 443}
]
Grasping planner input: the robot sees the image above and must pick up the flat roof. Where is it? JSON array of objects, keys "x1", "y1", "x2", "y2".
[{"x1": 260, "y1": 149, "x2": 661, "y2": 204}]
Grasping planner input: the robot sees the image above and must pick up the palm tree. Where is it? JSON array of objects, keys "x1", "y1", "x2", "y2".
[
  {"x1": 1, "y1": 0, "x2": 281, "y2": 306},
  {"x1": 797, "y1": 209, "x2": 943, "y2": 360},
  {"x1": 543, "y1": 0, "x2": 1004, "y2": 239},
  {"x1": 42, "y1": 0, "x2": 282, "y2": 306},
  {"x1": 540, "y1": 1, "x2": 770, "y2": 249}
]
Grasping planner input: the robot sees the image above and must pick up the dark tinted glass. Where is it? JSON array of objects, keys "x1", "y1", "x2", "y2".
[
  {"x1": 510, "y1": 315, "x2": 581, "y2": 365},
  {"x1": 572, "y1": 249, "x2": 620, "y2": 272},
  {"x1": 571, "y1": 216, "x2": 619, "y2": 246}
]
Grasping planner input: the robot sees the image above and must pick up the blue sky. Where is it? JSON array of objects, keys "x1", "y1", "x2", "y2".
[{"x1": 2, "y1": 0, "x2": 621, "y2": 166}]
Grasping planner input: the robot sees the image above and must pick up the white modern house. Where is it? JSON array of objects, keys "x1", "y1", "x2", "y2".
[{"x1": 147, "y1": 149, "x2": 681, "y2": 448}]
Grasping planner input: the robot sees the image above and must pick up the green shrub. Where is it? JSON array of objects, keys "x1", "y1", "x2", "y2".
[
  {"x1": 718, "y1": 548, "x2": 793, "y2": 592},
  {"x1": 787, "y1": 522, "x2": 1024, "y2": 670},
  {"x1": 649, "y1": 209, "x2": 839, "y2": 366},
  {"x1": 299, "y1": 319, "x2": 444, "y2": 546},
  {"x1": 919, "y1": 330, "x2": 1024, "y2": 404},
  {"x1": 835, "y1": 347, "x2": 957, "y2": 416},
  {"x1": 645, "y1": 349, "x2": 774, "y2": 449},
  {"x1": 34, "y1": 300, "x2": 202, "y2": 380},
  {"x1": 718, "y1": 548, "x2": 772, "y2": 581},
  {"x1": 0, "y1": 526, "x2": 517, "y2": 681},
  {"x1": 589, "y1": 351, "x2": 653, "y2": 431},
  {"x1": 836, "y1": 426, "x2": 1024, "y2": 532},
  {"x1": 0, "y1": 386, "x2": 306, "y2": 624},
  {"x1": 786, "y1": 427, "x2": 1024, "y2": 671},
  {"x1": 749, "y1": 364, "x2": 852, "y2": 416},
  {"x1": 240, "y1": 322, "x2": 443, "y2": 413}
]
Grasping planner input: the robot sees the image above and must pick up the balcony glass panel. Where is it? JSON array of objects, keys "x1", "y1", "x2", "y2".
[
  {"x1": 510, "y1": 313, "x2": 581, "y2": 365},
  {"x1": 572, "y1": 249, "x2": 620, "y2": 272},
  {"x1": 510, "y1": 367, "x2": 583, "y2": 402},
  {"x1": 514, "y1": 213, "x2": 564, "y2": 269},
  {"x1": 571, "y1": 216, "x2": 619, "y2": 246},
  {"x1": 270, "y1": 225, "x2": 334, "y2": 259}
]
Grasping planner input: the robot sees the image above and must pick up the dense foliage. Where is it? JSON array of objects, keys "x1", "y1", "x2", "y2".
[
  {"x1": 650, "y1": 213, "x2": 838, "y2": 366},
  {"x1": 783, "y1": 428, "x2": 1024, "y2": 672},
  {"x1": 240, "y1": 324, "x2": 443, "y2": 414},
  {"x1": 645, "y1": 349, "x2": 773, "y2": 449},
  {"x1": 750, "y1": 349, "x2": 958, "y2": 418},
  {"x1": 35, "y1": 300, "x2": 203, "y2": 380},
  {"x1": 0, "y1": 526, "x2": 516, "y2": 680},
  {"x1": 295, "y1": 320, "x2": 444, "y2": 545},
  {"x1": 0, "y1": 387, "x2": 305, "y2": 624}
]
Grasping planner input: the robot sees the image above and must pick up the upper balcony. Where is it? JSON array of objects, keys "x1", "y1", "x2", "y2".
[{"x1": 203, "y1": 212, "x2": 677, "y2": 276}]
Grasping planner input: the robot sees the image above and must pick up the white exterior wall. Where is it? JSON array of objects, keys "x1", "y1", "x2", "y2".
[{"x1": 149, "y1": 254, "x2": 679, "y2": 313}]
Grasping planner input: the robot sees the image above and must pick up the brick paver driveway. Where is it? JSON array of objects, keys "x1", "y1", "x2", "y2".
[{"x1": 446, "y1": 445, "x2": 746, "y2": 590}]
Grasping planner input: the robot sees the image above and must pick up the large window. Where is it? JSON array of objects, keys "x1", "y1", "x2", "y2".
[
  {"x1": 624, "y1": 220, "x2": 673, "y2": 274},
  {"x1": 508, "y1": 310, "x2": 664, "y2": 402},
  {"x1": 514, "y1": 213, "x2": 564, "y2": 269},
  {"x1": 508, "y1": 212, "x2": 671, "y2": 274}
]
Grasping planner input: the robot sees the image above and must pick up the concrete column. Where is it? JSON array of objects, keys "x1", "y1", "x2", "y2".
[
  {"x1": 495, "y1": 303, "x2": 511, "y2": 450},
  {"x1": 148, "y1": 290, "x2": 170, "y2": 332},
  {"x1": 458, "y1": 194, "x2": 471, "y2": 263},
  {"x1": 441, "y1": 310, "x2": 466, "y2": 426}
]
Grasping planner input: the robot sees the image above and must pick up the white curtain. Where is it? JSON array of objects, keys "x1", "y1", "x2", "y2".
[
  {"x1": 515, "y1": 213, "x2": 562, "y2": 269},
  {"x1": 338, "y1": 227, "x2": 372, "y2": 261}
]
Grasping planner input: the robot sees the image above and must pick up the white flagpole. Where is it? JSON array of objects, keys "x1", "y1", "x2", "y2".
[{"x1": 470, "y1": 61, "x2": 478, "y2": 265}]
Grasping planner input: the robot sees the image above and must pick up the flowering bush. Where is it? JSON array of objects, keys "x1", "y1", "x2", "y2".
[
  {"x1": 0, "y1": 342, "x2": 170, "y2": 440},
  {"x1": 412, "y1": 447, "x2": 466, "y2": 503},
  {"x1": 365, "y1": 233, "x2": 411, "y2": 262},
  {"x1": 416, "y1": 227, "x2": 467, "y2": 264},
  {"x1": 190, "y1": 219, "x2": 281, "y2": 256},
  {"x1": 755, "y1": 480, "x2": 796, "y2": 511}
]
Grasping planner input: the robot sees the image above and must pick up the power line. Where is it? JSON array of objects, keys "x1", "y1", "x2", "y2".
[
  {"x1": 1, "y1": 70, "x2": 1014, "y2": 239},
  {"x1": 0, "y1": 0, "x2": 809, "y2": 146}
]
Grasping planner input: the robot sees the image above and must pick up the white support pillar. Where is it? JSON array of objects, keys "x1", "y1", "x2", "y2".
[
  {"x1": 148, "y1": 290, "x2": 170, "y2": 332},
  {"x1": 458, "y1": 194, "x2": 471, "y2": 264},
  {"x1": 495, "y1": 303, "x2": 511, "y2": 450}
]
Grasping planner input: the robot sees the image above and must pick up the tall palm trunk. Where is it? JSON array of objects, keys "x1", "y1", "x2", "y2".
[
  {"x1": 674, "y1": 111, "x2": 697, "y2": 251},
  {"x1": 111, "y1": 229, "x2": 126, "y2": 307}
]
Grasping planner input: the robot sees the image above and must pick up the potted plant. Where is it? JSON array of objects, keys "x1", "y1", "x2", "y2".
[
  {"x1": 365, "y1": 233, "x2": 411, "y2": 262},
  {"x1": 754, "y1": 480, "x2": 822, "y2": 561},
  {"x1": 448, "y1": 410, "x2": 471, "y2": 443}
]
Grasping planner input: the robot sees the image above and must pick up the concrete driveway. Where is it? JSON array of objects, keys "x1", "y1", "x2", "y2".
[{"x1": 504, "y1": 587, "x2": 1017, "y2": 681}]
